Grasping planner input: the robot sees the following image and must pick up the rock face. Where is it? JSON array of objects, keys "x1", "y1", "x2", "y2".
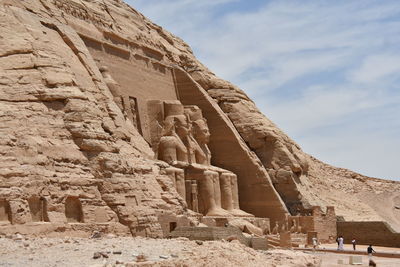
[
  {"x1": 0, "y1": 0, "x2": 187, "y2": 237},
  {"x1": 0, "y1": 0, "x2": 399, "y2": 237}
]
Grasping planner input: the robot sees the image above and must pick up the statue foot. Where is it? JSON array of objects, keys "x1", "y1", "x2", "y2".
[{"x1": 228, "y1": 209, "x2": 254, "y2": 217}]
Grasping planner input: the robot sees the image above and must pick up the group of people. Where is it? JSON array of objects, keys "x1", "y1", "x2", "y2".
[
  {"x1": 311, "y1": 235, "x2": 378, "y2": 266},
  {"x1": 335, "y1": 235, "x2": 356, "y2": 250},
  {"x1": 336, "y1": 236, "x2": 376, "y2": 258}
]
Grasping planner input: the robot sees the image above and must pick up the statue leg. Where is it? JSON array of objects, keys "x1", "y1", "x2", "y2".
[
  {"x1": 229, "y1": 173, "x2": 253, "y2": 217},
  {"x1": 165, "y1": 167, "x2": 177, "y2": 187},
  {"x1": 191, "y1": 180, "x2": 199, "y2": 212},
  {"x1": 220, "y1": 173, "x2": 234, "y2": 211},
  {"x1": 212, "y1": 172, "x2": 222, "y2": 208},
  {"x1": 175, "y1": 169, "x2": 186, "y2": 200},
  {"x1": 230, "y1": 173, "x2": 240, "y2": 209},
  {"x1": 165, "y1": 167, "x2": 186, "y2": 201},
  {"x1": 185, "y1": 180, "x2": 192, "y2": 210},
  {"x1": 198, "y1": 171, "x2": 230, "y2": 216}
]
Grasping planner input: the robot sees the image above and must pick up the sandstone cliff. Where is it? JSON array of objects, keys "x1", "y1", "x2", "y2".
[
  {"x1": 0, "y1": 0, "x2": 399, "y2": 235},
  {"x1": 0, "y1": 0, "x2": 189, "y2": 237}
]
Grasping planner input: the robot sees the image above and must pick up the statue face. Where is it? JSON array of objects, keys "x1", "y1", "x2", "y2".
[
  {"x1": 174, "y1": 115, "x2": 190, "y2": 137},
  {"x1": 194, "y1": 119, "x2": 210, "y2": 143}
]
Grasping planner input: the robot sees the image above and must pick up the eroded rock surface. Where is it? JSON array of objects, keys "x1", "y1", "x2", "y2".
[{"x1": 0, "y1": 0, "x2": 187, "y2": 237}]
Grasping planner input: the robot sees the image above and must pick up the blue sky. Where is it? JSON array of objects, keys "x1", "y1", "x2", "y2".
[{"x1": 128, "y1": 0, "x2": 400, "y2": 181}]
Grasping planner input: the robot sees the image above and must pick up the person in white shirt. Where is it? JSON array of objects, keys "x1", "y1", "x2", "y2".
[
  {"x1": 338, "y1": 236, "x2": 344, "y2": 250},
  {"x1": 312, "y1": 237, "x2": 318, "y2": 250}
]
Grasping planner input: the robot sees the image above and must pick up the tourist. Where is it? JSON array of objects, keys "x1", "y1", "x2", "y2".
[
  {"x1": 312, "y1": 236, "x2": 318, "y2": 251},
  {"x1": 351, "y1": 238, "x2": 356, "y2": 250},
  {"x1": 338, "y1": 236, "x2": 344, "y2": 250},
  {"x1": 367, "y1": 244, "x2": 376, "y2": 259}
]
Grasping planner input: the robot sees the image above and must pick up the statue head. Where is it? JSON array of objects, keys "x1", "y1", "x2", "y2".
[
  {"x1": 163, "y1": 101, "x2": 191, "y2": 138},
  {"x1": 174, "y1": 115, "x2": 191, "y2": 138},
  {"x1": 161, "y1": 115, "x2": 191, "y2": 138},
  {"x1": 193, "y1": 119, "x2": 210, "y2": 143},
  {"x1": 184, "y1": 105, "x2": 210, "y2": 143},
  {"x1": 161, "y1": 120, "x2": 175, "y2": 136}
]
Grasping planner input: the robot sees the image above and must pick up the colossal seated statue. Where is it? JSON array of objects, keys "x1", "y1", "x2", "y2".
[
  {"x1": 157, "y1": 118, "x2": 188, "y2": 165},
  {"x1": 160, "y1": 102, "x2": 228, "y2": 216},
  {"x1": 149, "y1": 100, "x2": 252, "y2": 217},
  {"x1": 186, "y1": 106, "x2": 252, "y2": 217},
  {"x1": 157, "y1": 102, "x2": 189, "y2": 200},
  {"x1": 185, "y1": 106, "x2": 210, "y2": 166}
]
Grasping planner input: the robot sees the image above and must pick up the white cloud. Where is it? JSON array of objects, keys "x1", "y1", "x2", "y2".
[
  {"x1": 261, "y1": 84, "x2": 400, "y2": 180},
  {"x1": 263, "y1": 84, "x2": 399, "y2": 135},
  {"x1": 130, "y1": 0, "x2": 400, "y2": 180},
  {"x1": 349, "y1": 53, "x2": 400, "y2": 84},
  {"x1": 128, "y1": 0, "x2": 237, "y2": 36}
]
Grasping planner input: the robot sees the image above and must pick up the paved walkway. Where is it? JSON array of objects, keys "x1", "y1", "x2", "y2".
[
  {"x1": 296, "y1": 247, "x2": 400, "y2": 259},
  {"x1": 296, "y1": 243, "x2": 400, "y2": 266},
  {"x1": 305, "y1": 251, "x2": 400, "y2": 267},
  {"x1": 322, "y1": 243, "x2": 400, "y2": 254}
]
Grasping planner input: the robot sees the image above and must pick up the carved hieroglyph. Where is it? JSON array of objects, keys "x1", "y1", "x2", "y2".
[{"x1": 149, "y1": 100, "x2": 251, "y2": 217}]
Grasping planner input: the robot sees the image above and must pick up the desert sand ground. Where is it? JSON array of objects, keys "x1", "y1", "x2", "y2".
[
  {"x1": 0, "y1": 236, "x2": 320, "y2": 267},
  {"x1": 1, "y1": 235, "x2": 399, "y2": 267}
]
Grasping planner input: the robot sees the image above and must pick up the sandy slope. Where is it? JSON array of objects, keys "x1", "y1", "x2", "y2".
[{"x1": 305, "y1": 157, "x2": 400, "y2": 231}]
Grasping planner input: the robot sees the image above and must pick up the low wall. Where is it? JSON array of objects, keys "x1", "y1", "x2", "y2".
[
  {"x1": 169, "y1": 226, "x2": 250, "y2": 246},
  {"x1": 337, "y1": 221, "x2": 400, "y2": 248}
]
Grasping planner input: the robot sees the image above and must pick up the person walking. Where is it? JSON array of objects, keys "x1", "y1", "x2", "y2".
[
  {"x1": 367, "y1": 244, "x2": 376, "y2": 259},
  {"x1": 312, "y1": 236, "x2": 318, "y2": 251},
  {"x1": 351, "y1": 238, "x2": 356, "y2": 250},
  {"x1": 338, "y1": 236, "x2": 344, "y2": 250}
]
